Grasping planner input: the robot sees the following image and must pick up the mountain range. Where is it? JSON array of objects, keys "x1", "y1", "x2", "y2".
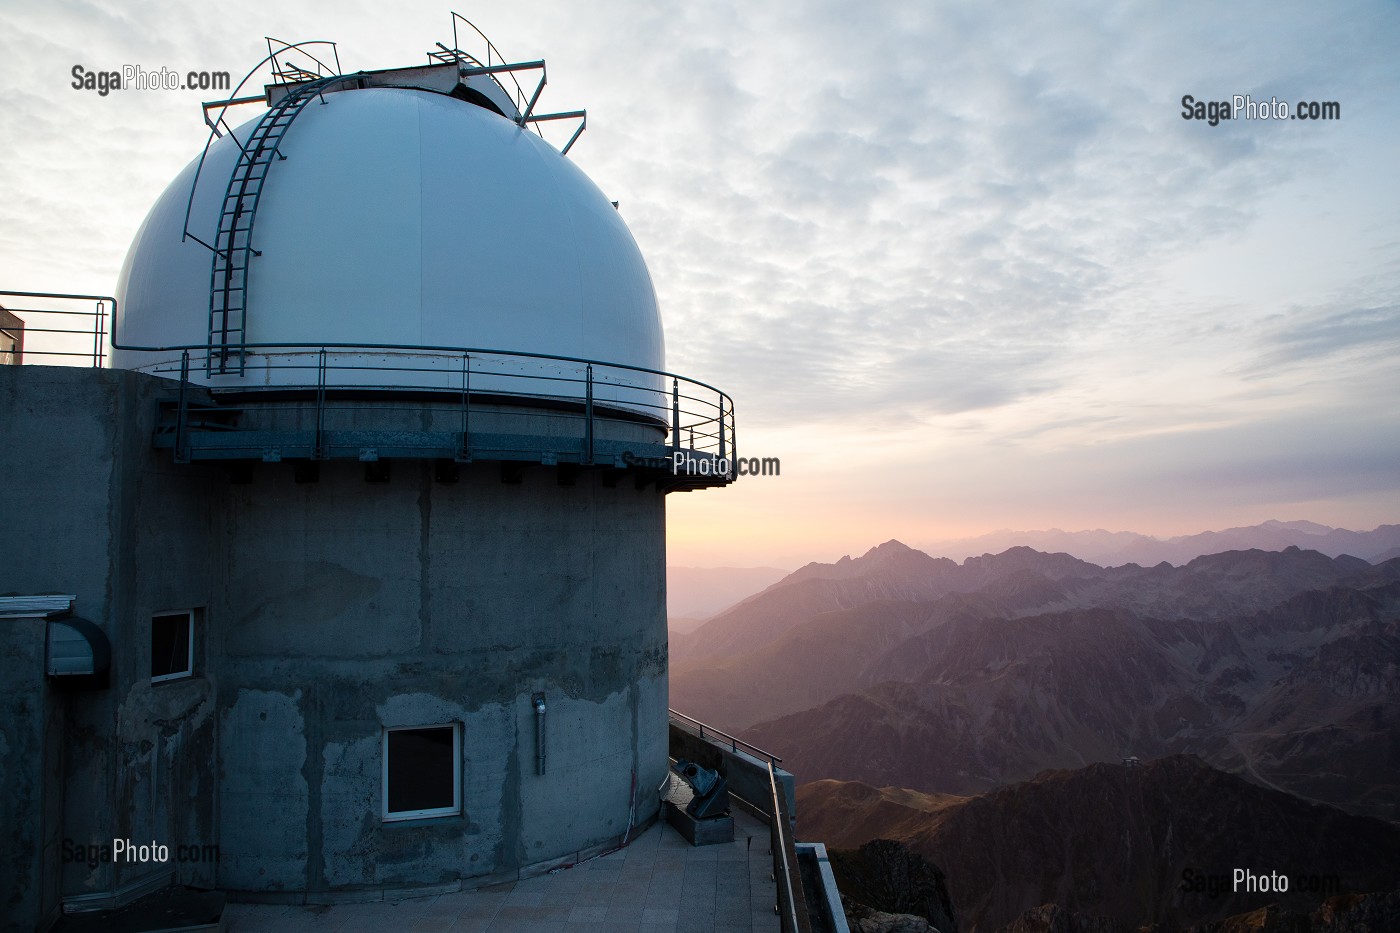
[
  {"x1": 917, "y1": 521, "x2": 1400, "y2": 567},
  {"x1": 670, "y1": 541, "x2": 1400, "y2": 822},
  {"x1": 667, "y1": 530, "x2": 1400, "y2": 931},
  {"x1": 665, "y1": 523, "x2": 1399, "y2": 631}
]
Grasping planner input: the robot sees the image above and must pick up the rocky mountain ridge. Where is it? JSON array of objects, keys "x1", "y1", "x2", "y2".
[
  {"x1": 669, "y1": 543, "x2": 1400, "y2": 820},
  {"x1": 916, "y1": 521, "x2": 1400, "y2": 568}
]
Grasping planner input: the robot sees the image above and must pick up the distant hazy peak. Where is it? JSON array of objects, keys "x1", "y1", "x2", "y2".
[
  {"x1": 1256, "y1": 518, "x2": 1335, "y2": 535},
  {"x1": 862, "y1": 539, "x2": 914, "y2": 557},
  {"x1": 919, "y1": 521, "x2": 1400, "y2": 566}
]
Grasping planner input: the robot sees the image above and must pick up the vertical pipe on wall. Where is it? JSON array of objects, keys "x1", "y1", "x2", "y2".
[{"x1": 533, "y1": 694, "x2": 547, "y2": 775}]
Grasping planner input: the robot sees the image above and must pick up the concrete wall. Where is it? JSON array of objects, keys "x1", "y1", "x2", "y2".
[
  {"x1": 0, "y1": 613, "x2": 64, "y2": 932},
  {"x1": 1, "y1": 365, "x2": 673, "y2": 916},
  {"x1": 211, "y1": 454, "x2": 668, "y2": 894},
  {"x1": 0, "y1": 366, "x2": 221, "y2": 926}
]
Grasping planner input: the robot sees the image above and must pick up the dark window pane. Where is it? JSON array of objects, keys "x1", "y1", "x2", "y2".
[
  {"x1": 152, "y1": 613, "x2": 191, "y2": 678},
  {"x1": 388, "y1": 727, "x2": 456, "y2": 814}
]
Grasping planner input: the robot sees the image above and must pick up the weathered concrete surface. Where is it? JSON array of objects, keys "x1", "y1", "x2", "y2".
[
  {"x1": 2, "y1": 365, "x2": 673, "y2": 917},
  {"x1": 0, "y1": 614, "x2": 64, "y2": 933},
  {"x1": 2, "y1": 366, "x2": 223, "y2": 929},
  {"x1": 212, "y1": 452, "x2": 668, "y2": 894}
]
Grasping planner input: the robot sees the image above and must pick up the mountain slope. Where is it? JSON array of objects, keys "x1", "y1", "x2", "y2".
[
  {"x1": 735, "y1": 564, "x2": 1400, "y2": 818},
  {"x1": 800, "y1": 757, "x2": 1400, "y2": 933},
  {"x1": 671, "y1": 541, "x2": 963, "y2": 662}
]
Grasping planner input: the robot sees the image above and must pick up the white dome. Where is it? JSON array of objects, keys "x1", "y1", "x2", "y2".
[{"x1": 111, "y1": 87, "x2": 664, "y2": 398}]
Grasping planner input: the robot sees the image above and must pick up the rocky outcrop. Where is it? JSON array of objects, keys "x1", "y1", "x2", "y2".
[
  {"x1": 1187, "y1": 891, "x2": 1400, "y2": 932},
  {"x1": 845, "y1": 904, "x2": 939, "y2": 933},
  {"x1": 830, "y1": 839, "x2": 958, "y2": 933},
  {"x1": 803, "y1": 757, "x2": 1400, "y2": 933},
  {"x1": 1000, "y1": 904, "x2": 1151, "y2": 933}
]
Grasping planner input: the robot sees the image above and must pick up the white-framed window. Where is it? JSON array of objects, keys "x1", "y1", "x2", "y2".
[
  {"x1": 150, "y1": 610, "x2": 195, "y2": 683},
  {"x1": 383, "y1": 723, "x2": 461, "y2": 821}
]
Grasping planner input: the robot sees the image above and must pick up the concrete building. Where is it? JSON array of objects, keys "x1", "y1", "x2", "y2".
[
  {"x1": 0, "y1": 305, "x2": 21, "y2": 364},
  {"x1": 1, "y1": 26, "x2": 742, "y2": 931}
]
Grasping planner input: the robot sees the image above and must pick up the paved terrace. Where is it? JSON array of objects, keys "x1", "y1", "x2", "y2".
[{"x1": 223, "y1": 809, "x2": 782, "y2": 933}]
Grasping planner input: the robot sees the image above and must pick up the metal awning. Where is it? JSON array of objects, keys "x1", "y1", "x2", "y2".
[
  {"x1": 0, "y1": 596, "x2": 111, "y2": 689},
  {"x1": 0, "y1": 594, "x2": 75, "y2": 618}
]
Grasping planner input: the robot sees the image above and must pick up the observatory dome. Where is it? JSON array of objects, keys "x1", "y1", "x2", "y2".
[{"x1": 110, "y1": 86, "x2": 664, "y2": 391}]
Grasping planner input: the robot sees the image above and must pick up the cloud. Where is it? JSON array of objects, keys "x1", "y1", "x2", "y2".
[
  {"x1": 565, "y1": 0, "x2": 1400, "y2": 438},
  {"x1": 2, "y1": 0, "x2": 1397, "y2": 546},
  {"x1": 1249, "y1": 304, "x2": 1400, "y2": 373}
]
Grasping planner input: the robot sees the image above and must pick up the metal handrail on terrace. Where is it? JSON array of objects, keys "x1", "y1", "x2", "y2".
[
  {"x1": 769, "y1": 760, "x2": 811, "y2": 933},
  {"x1": 0, "y1": 290, "x2": 736, "y2": 474},
  {"x1": 0, "y1": 291, "x2": 109, "y2": 367},
  {"x1": 162, "y1": 345, "x2": 732, "y2": 468},
  {"x1": 667, "y1": 710, "x2": 808, "y2": 933},
  {"x1": 668, "y1": 709, "x2": 782, "y2": 764}
]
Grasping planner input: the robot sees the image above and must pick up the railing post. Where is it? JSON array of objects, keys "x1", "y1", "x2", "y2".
[
  {"x1": 314, "y1": 348, "x2": 327, "y2": 459},
  {"x1": 458, "y1": 352, "x2": 472, "y2": 462},
  {"x1": 174, "y1": 350, "x2": 190, "y2": 464},
  {"x1": 728, "y1": 401, "x2": 736, "y2": 480},
  {"x1": 769, "y1": 760, "x2": 808, "y2": 933},
  {"x1": 671, "y1": 378, "x2": 680, "y2": 455},
  {"x1": 583, "y1": 364, "x2": 594, "y2": 465},
  {"x1": 718, "y1": 393, "x2": 726, "y2": 462},
  {"x1": 93, "y1": 300, "x2": 106, "y2": 368}
]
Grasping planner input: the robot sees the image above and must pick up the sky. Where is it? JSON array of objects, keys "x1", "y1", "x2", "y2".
[{"x1": 1, "y1": 0, "x2": 1397, "y2": 567}]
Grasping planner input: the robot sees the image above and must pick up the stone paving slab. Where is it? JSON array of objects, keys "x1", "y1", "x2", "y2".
[{"x1": 224, "y1": 809, "x2": 782, "y2": 932}]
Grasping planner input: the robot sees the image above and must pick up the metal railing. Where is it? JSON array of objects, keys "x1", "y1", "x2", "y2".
[
  {"x1": 0, "y1": 290, "x2": 735, "y2": 474},
  {"x1": 668, "y1": 709, "x2": 782, "y2": 763},
  {"x1": 668, "y1": 710, "x2": 809, "y2": 933},
  {"x1": 0, "y1": 291, "x2": 109, "y2": 366},
  {"x1": 162, "y1": 344, "x2": 732, "y2": 470},
  {"x1": 768, "y1": 760, "x2": 810, "y2": 933}
]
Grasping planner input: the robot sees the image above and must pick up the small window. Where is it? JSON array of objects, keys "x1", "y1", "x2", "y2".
[
  {"x1": 151, "y1": 610, "x2": 194, "y2": 682},
  {"x1": 383, "y1": 724, "x2": 461, "y2": 821}
]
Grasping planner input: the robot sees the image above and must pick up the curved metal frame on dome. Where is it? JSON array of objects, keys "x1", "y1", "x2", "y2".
[
  {"x1": 265, "y1": 36, "x2": 342, "y2": 85},
  {"x1": 182, "y1": 18, "x2": 584, "y2": 259},
  {"x1": 181, "y1": 39, "x2": 344, "y2": 254},
  {"x1": 428, "y1": 13, "x2": 588, "y2": 153},
  {"x1": 433, "y1": 13, "x2": 528, "y2": 112},
  {"x1": 180, "y1": 22, "x2": 588, "y2": 381}
]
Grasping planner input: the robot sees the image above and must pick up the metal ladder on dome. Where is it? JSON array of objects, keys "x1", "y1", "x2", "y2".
[{"x1": 206, "y1": 73, "x2": 347, "y2": 376}]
